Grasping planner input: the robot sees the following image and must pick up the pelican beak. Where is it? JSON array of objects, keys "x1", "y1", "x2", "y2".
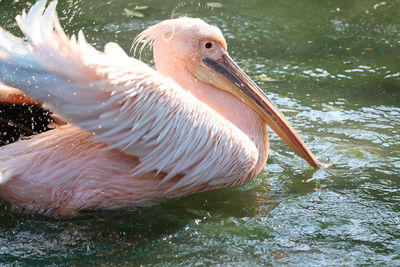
[{"x1": 193, "y1": 53, "x2": 320, "y2": 167}]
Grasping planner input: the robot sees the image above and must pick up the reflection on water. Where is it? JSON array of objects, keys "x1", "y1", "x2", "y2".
[{"x1": 0, "y1": 0, "x2": 399, "y2": 265}]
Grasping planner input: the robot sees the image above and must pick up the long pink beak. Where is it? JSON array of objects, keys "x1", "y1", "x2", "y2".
[{"x1": 201, "y1": 53, "x2": 321, "y2": 167}]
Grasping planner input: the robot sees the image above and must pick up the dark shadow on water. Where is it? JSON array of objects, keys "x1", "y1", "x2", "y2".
[{"x1": 0, "y1": 177, "x2": 284, "y2": 265}]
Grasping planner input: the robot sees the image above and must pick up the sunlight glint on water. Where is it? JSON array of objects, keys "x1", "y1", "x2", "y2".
[{"x1": 0, "y1": 0, "x2": 399, "y2": 265}]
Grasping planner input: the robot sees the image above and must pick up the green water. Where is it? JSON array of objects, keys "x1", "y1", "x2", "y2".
[{"x1": 0, "y1": 0, "x2": 399, "y2": 265}]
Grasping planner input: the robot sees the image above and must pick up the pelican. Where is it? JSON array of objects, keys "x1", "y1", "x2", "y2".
[{"x1": 0, "y1": 1, "x2": 320, "y2": 216}]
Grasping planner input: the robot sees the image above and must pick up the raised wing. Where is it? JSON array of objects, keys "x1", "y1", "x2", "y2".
[{"x1": 0, "y1": 0, "x2": 259, "y2": 191}]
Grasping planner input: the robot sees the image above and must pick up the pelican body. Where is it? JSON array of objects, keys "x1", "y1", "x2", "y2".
[{"x1": 0, "y1": 1, "x2": 319, "y2": 216}]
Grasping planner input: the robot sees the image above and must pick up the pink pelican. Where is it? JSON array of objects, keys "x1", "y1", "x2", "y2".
[{"x1": 0, "y1": 1, "x2": 320, "y2": 216}]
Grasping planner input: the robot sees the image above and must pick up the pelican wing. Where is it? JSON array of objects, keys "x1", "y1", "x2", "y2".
[{"x1": 0, "y1": 1, "x2": 259, "y2": 190}]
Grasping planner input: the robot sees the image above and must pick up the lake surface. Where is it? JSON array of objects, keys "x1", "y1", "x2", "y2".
[{"x1": 0, "y1": 0, "x2": 399, "y2": 265}]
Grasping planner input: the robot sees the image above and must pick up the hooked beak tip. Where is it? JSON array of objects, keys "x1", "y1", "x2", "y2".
[{"x1": 195, "y1": 53, "x2": 320, "y2": 168}]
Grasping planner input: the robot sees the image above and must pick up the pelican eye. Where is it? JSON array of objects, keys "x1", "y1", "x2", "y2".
[{"x1": 205, "y1": 42, "x2": 213, "y2": 49}]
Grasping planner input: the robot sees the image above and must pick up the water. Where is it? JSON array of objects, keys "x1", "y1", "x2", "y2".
[{"x1": 0, "y1": 0, "x2": 399, "y2": 265}]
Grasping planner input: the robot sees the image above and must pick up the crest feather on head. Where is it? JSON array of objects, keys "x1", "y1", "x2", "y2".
[
  {"x1": 132, "y1": 20, "x2": 169, "y2": 57},
  {"x1": 132, "y1": 17, "x2": 226, "y2": 58}
]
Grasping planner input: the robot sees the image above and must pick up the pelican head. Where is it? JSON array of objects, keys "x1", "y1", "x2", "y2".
[{"x1": 134, "y1": 17, "x2": 320, "y2": 167}]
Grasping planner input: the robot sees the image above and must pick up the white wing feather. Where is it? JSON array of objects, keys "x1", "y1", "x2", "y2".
[{"x1": 0, "y1": 0, "x2": 259, "y2": 191}]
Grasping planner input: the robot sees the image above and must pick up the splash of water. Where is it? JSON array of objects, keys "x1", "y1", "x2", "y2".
[{"x1": 170, "y1": 1, "x2": 223, "y2": 19}]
